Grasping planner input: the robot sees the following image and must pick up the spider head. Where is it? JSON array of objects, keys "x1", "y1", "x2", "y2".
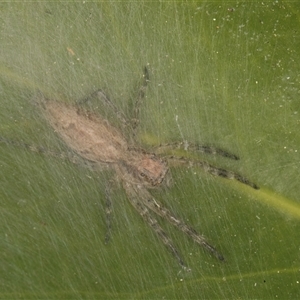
[
  {"x1": 135, "y1": 154, "x2": 168, "y2": 186},
  {"x1": 120, "y1": 153, "x2": 168, "y2": 187}
]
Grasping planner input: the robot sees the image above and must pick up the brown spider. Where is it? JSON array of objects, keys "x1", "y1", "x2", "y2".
[{"x1": 1, "y1": 67, "x2": 258, "y2": 269}]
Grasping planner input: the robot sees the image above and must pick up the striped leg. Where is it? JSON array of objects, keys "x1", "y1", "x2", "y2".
[
  {"x1": 122, "y1": 182, "x2": 188, "y2": 270},
  {"x1": 167, "y1": 156, "x2": 259, "y2": 190}
]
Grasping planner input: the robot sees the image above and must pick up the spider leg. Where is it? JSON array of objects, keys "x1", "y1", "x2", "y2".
[
  {"x1": 0, "y1": 136, "x2": 104, "y2": 171},
  {"x1": 77, "y1": 89, "x2": 130, "y2": 127},
  {"x1": 0, "y1": 136, "x2": 76, "y2": 161},
  {"x1": 104, "y1": 181, "x2": 113, "y2": 244},
  {"x1": 122, "y1": 181, "x2": 188, "y2": 269},
  {"x1": 154, "y1": 142, "x2": 239, "y2": 160},
  {"x1": 167, "y1": 156, "x2": 259, "y2": 189},
  {"x1": 131, "y1": 66, "x2": 150, "y2": 133},
  {"x1": 124, "y1": 182, "x2": 224, "y2": 263}
]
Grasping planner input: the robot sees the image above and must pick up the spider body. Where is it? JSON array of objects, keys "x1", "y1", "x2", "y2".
[
  {"x1": 1, "y1": 67, "x2": 259, "y2": 269},
  {"x1": 39, "y1": 98, "x2": 168, "y2": 187}
]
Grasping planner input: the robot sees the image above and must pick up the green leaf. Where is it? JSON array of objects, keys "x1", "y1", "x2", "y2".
[{"x1": 1, "y1": 1, "x2": 300, "y2": 299}]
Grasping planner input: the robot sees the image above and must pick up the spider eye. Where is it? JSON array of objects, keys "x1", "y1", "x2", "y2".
[{"x1": 140, "y1": 173, "x2": 145, "y2": 177}]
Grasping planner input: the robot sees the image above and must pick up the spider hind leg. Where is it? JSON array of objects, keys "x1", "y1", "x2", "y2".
[
  {"x1": 130, "y1": 66, "x2": 150, "y2": 134},
  {"x1": 77, "y1": 89, "x2": 129, "y2": 127}
]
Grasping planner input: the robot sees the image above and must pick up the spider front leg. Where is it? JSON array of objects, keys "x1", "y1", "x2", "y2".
[
  {"x1": 167, "y1": 156, "x2": 259, "y2": 189},
  {"x1": 154, "y1": 142, "x2": 239, "y2": 160}
]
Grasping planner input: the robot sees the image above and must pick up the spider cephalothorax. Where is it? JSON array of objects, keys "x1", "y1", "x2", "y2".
[{"x1": 126, "y1": 151, "x2": 168, "y2": 186}]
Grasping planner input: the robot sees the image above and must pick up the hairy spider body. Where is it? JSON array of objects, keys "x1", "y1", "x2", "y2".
[
  {"x1": 1, "y1": 67, "x2": 259, "y2": 269},
  {"x1": 39, "y1": 98, "x2": 168, "y2": 187}
]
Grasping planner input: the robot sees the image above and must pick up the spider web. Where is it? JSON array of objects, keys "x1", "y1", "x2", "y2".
[{"x1": 1, "y1": 1, "x2": 300, "y2": 299}]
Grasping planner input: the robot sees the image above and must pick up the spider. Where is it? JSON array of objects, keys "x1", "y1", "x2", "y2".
[{"x1": 1, "y1": 67, "x2": 259, "y2": 270}]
